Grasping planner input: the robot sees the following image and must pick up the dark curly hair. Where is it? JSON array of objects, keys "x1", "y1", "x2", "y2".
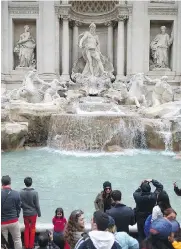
[{"x1": 64, "y1": 210, "x2": 84, "y2": 249}]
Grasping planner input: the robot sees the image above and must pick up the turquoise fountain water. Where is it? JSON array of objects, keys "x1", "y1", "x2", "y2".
[{"x1": 1, "y1": 148, "x2": 181, "y2": 223}]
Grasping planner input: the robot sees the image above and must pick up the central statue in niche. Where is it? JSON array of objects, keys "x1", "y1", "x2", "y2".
[
  {"x1": 71, "y1": 22, "x2": 114, "y2": 96},
  {"x1": 79, "y1": 22, "x2": 105, "y2": 77}
]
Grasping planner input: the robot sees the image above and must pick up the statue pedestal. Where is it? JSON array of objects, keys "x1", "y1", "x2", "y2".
[{"x1": 147, "y1": 70, "x2": 176, "y2": 81}]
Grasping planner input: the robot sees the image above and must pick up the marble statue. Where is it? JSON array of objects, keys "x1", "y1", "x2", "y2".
[
  {"x1": 71, "y1": 23, "x2": 114, "y2": 96},
  {"x1": 104, "y1": 73, "x2": 147, "y2": 108},
  {"x1": 14, "y1": 25, "x2": 36, "y2": 68},
  {"x1": 8, "y1": 70, "x2": 67, "y2": 104},
  {"x1": 79, "y1": 23, "x2": 105, "y2": 77},
  {"x1": 18, "y1": 71, "x2": 44, "y2": 103},
  {"x1": 145, "y1": 75, "x2": 173, "y2": 106},
  {"x1": 150, "y1": 26, "x2": 173, "y2": 70},
  {"x1": 127, "y1": 73, "x2": 147, "y2": 107}
]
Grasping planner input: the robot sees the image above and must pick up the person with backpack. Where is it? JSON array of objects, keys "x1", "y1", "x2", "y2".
[
  {"x1": 133, "y1": 178, "x2": 163, "y2": 242},
  {"x1": 1, "y1": 175, "x2": 22, "y2": 249},
  {"x1": 74, "y1": 211, "x2": 121, "y2": 249}
]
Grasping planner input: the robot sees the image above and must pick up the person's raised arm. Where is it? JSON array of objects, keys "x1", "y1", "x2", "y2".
[
  {"x1": 146, "y1": 179, "x2": 163, "y2": 193},
  {"x1": 174, "y1": 182, "x2": 181, "y2": 196}
]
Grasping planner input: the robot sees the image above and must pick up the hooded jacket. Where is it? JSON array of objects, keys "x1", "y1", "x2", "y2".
[{"x1": 74, "y1": 231, "x2": 121, "y2": 249}]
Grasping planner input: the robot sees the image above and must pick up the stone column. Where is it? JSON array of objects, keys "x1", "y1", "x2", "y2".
[
  {"x1": 116, "y1": 16, "x2": 127, "y2": 79},
  {"x1": 177, "y1": 1, "x2": 181, "y2": 75},
  {"x1": 105, "y1": 21, "x2": 113, "y2": 63},
  {"x1": 61, "y1": 16, "x2": 70, "y2": 80},
  {"x1": 131, "y1": 1, "x2": 146, "y2": 74},
  {"x1": 1, "y1": 1, "x2": 9, "y2": 76},
  {"x1": 72, "y1": 21, "x2": 80, "y2": 65},
  {"x1": 39, "y1": 1, "x2": 56, "y2": 76}
]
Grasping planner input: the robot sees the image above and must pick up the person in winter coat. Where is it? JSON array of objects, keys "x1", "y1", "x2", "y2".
[
  {"x1": 74, "y1": 211, "x2": 121, "y2": 249},
  {"x1": 94, "y1": 181, "x2": 113, "y2": 212},
  {"x1": 107, "y1": 215, "x2": 139, "y2": 249},
  {"x1": 106, "y1": 190, "x2": 135, "y2": 233},
  {"x1": 20, "y1": 177, "x2": 41, "y2": 249},
  {"x1": 174, "y1": 183, "x2": 181, "y2": 196},
  {"x1": 1, "y1": 175, "x2": 22, "y2": 249},
  {"x1": 133, "y1": 178, "x2": 163, "y2": 242}
]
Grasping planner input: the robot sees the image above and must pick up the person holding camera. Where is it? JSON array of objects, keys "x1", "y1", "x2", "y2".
[
  {"x1": 173, "y1": 182, "x2": 181, "y2": 196},
  {"x1": 133, "y1": 179, "x2": 163, "y2": 242},
  {"x1": 36, "y1": 231, "x2": 64, "y2": 249}
]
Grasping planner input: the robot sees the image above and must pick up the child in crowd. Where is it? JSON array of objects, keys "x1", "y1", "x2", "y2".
[{"x1": 52, "y1": 208, "x2": 67, "y2": 238}]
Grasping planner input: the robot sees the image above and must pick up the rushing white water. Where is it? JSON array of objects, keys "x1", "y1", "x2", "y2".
[
  {"x1": 119, "y1": 118, "x2": 146, "y2": 149},
  {"x1": 156, "y1": 120, "x2": 173, "y2": 151}
]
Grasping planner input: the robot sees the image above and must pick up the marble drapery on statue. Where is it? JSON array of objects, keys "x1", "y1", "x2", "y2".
[
  {"x1": 71, "y1": 23, "x2": 114, "y2": 96},
  {"x1": 79, "y1": 22, "x2": 105, "y2": 77},
  {"x1": 150, "y1": 26, "x2": 173, "y2": 70},
  {"x1": 14, "y1": 25, "x2": 36, "y2": 68}
]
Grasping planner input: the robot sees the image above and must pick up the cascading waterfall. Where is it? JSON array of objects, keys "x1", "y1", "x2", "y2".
[
  {"x1": 119, "y1": 117, "x2": 147, "y2": 149},
  {"x1": 48, "y1": 114, "x2": 122, "y2": 151},
  {"x1": 156, "y1": 120, "x2": 173, "y2": 151},
  {"x1": 47, "y1": 114, "x2": 147, "y2": 151}
]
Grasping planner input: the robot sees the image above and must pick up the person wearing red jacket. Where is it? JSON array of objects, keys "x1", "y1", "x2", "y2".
[{"x1": 52, "y1": 208, "x2": 67, "y2": 238}]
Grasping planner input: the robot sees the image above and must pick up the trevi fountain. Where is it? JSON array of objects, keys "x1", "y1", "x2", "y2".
[{"x1": 1, "y1": 0, "x2": 181, "y2": 222}]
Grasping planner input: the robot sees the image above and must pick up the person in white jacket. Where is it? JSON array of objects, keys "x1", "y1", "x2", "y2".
[{"x1": 152, "y1": 191, "x2": 171, "y2": 222}]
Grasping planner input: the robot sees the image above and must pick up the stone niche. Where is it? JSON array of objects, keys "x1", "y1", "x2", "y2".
[
  {"x1": 149, "y1": 20, "x2": 174, "y2": 71},
  {"x1": 13, "y1": 19, "x2": 36, "y2": 70}
]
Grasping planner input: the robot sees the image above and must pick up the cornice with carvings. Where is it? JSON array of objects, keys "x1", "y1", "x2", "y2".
[
  {"x1": 8, "y1": 2, "x2": 39, "y2": 15},
  {"x1": 65, "y1": 4, "x2": 130, "y2": 24},
  {"x1": 148, "y1": 6, "x2": 178, "y2": 15}
]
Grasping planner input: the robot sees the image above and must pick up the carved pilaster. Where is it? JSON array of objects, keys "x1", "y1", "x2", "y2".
[
  {"x1": 104, "y1": 21, "x2": 113, "y2": 27},
  {"x1": 59, "y1": 5, "x2": 71, "y2": 20},
  {"x1": 117, "y1": 14, "x2": 128, "y2": 22}
]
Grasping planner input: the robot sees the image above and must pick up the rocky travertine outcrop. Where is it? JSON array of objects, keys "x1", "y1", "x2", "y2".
[{"x1": 1, "y1": 122, "x2": 28, "y2": 151}]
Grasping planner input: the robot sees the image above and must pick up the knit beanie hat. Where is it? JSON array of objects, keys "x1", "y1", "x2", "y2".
[
  {"x1": 103, "y1": 181, "x2": 112, "y2": 190},
  {"x1": 108, "y1": 216, "x2": 115, "y2": 227},
  {"x1": 141, "y1": 182, "x2": 151, "y2": 192},
  {"x1": 93, "y1": 211, "x2": 109, "y2": 231}
]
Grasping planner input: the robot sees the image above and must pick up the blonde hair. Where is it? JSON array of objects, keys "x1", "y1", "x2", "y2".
[{"x1": 107, "y1": 225, "x2": 117, "y2": 234}]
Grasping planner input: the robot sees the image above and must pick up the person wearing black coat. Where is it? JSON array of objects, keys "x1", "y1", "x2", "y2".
[
  {"x1": 174, "y1": 182, "x2": 181, "y2": 196},
  {"x1": 133, "y1": 179, "x2": 163, "y2": 243},
  {"x1": 106, "y1": 190, "x2": 135, "y2": 233}
]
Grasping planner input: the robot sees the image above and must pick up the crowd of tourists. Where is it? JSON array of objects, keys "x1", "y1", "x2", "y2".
[{"x1": 1, "y1": 175, "x2": 181, "y2": 249}]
